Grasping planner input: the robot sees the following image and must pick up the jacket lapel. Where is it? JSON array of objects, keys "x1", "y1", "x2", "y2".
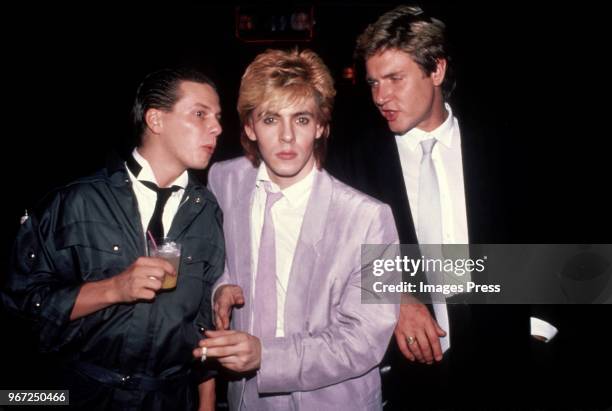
[
  {"x1": 234, "y1": 166, "x2": 257, "y2": 331},
  {"x1": 375, "y1": 132, "x2": 418, "y2": 244},
  {"x1": 106, "y1": 156, "x2": 147, "y2": 256},
  {"x1": 167, "y1": 178, "x2": 208, "y2": 241},
  {"x1": 283, "y1": 170, "x2": 332, "y2": 336}
]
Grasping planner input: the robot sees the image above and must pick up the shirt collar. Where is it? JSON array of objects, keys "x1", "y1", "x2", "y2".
[
  {"x1": 129, "y1": 148, "x2": 188, "y2": 189},
  {"x1": 396, "y1": 103, "x2": 455, "y2": 152},
  {"x1": 256, "y1": 163, "x2": 316, "y2": 208}
]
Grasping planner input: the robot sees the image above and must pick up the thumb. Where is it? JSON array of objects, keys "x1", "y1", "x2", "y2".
[{"x1": 233, "y1": 288, "x2": 245, "y2": 305}]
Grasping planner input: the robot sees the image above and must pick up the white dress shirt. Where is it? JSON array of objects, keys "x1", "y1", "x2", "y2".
[
  {"x1": 250, "y1": 165, "x2": 316, "y2": 337},
  {"x1": 126, "y1": 148, "x2": 188, "y2": 247},
  {"x1": 395, "y1": 104, "x2": 468, "y2": 353},
  {"x1": 395, "y1": 103, "x2": 469, "y2": 245}
]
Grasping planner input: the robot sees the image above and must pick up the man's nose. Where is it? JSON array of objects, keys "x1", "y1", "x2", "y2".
[
  {"x1": 208, "y1": 117, "x2": 222, "y2": 138},
  {"x1": 374, "y1": 84, "x2": 390, "y2": 107},
  {"x1": 279, "y1": 122, "x2": 295, "y2": 143}
]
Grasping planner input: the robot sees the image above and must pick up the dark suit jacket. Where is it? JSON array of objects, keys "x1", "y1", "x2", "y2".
[{"x1": 327, "y1": 114, "x2": 532, "y2": 409}]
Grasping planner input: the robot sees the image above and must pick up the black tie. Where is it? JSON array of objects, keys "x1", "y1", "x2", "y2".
[
  {"x1": 140, "y1": 181, "x2": 181, "y2": 240},
  {"x1": 125, "y1": 155, "x2": 181, "y2": 240}
]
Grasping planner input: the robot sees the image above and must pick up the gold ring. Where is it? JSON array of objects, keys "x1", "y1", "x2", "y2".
[{"x1": 407, "y1": 336, "x2": 416, "y2": 345}]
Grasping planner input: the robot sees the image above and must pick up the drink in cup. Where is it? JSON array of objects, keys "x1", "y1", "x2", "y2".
[{"x1": 149, "y1": 238, "x2": 181, "y2": 290}]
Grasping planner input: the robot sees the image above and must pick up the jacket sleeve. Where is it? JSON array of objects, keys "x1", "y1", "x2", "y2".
[
  {"x1": 3, "y1": 192, "x2": 85, "y2": 352},
  {"x1": 257, "y1": 203, "x2": 400, "y2": 393}
]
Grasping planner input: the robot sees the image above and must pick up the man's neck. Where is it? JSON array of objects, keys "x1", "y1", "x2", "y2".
[
  {"x1": 137, "y1": 145, "x2": 185, "y2": 188},
  {"x1": 266, "y1": 162, "x2": 316, "y2": 190},
  {"x1": 416, "y1": 95, "x2": 448, "y2": 133}
]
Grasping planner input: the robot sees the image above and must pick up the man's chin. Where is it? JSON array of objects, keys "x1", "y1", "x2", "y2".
[
  {"x1": 389, "y1": 125, "x2": 410, "y2": 135},
  {"x1": 386, "y1": 120, "x2": 409, "y2": 135}
]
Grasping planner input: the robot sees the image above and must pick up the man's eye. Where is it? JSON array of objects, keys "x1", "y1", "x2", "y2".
[
  {"x1": 296, "y1": 117, "x2": 310, "y2": 125},
  {"x1": 196, "y1": 111, "x2": 204, "y2": 117},
  {"x1": 367, "y1": 80, "x2": 378, "y2": 88},
  {"x1": 391, "y1": 76, "x2": 403, "y2": 82},
  {"x1": 263, "y1": 117, "x2": 276, "y2": 125}
]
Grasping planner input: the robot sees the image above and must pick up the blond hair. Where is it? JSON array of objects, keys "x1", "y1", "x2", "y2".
[{"x1": 237, "y1": 48, "x2": 336, "y2": 167}]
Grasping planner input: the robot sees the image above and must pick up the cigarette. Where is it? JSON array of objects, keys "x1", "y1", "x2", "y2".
[{"x1": 201, "y1": 346, "x2": 208, "y2": 363}]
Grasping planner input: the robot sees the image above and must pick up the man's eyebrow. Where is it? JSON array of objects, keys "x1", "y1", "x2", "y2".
[
  {"x1": 293, "y1": 111, "x2": 315, "y2": 117},
  {"x1": 368, "y1": 70, "x2": 404, "y2": 81},
  {"x1": 193, "y1": 103, "x2": 213, "y2": 110},
  {"x1": 256, "y1": 111, "x2": 280, "y2": 118}
]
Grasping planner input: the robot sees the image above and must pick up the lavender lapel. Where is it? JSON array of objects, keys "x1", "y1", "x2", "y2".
[
  {"x1": 232, "y1": 165, "x2": 257, "y2": 331},
  {"x1": 283, "y1": 170, "x2": 333, "y2": 336}
]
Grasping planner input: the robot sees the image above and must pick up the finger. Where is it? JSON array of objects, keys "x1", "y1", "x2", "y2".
[
  {"x1": 216, "y1": 356, "x2": 240, "y2": 367},
  {"x1": 395, "y1": 331, "x2": 416, "y2": 362},
  {"x1": 435, "y1": 322, "x2": 447, "y2": 337},
  {"x1": 220, "y1": 313, "x2": 230, "y2": 330},
  {"x1": 219, "y1": 305, "x2": 232, "y2": 329},
  {"x1": 233, "y1": 289, "x2": 245, "y2": 305},
  {"x1": 406, "y1": 332, "x2": 425, "y2": 363},
  {"x1": 428, "y1": 334, "x2": 443, "y2": 362},
  {"x1": 213, "y1": 310, "x2": 229, "y2": 330},
  {"x1": 148, "y1": 258, "x2": 176, "y2": 275},
  {"x1": 205, "y1": 345, "x2": 240, "y2": 358},
  {"x1": 143, "y1": 277, "x2": 163, "y2": 291},
  {"x1": 138, "y1": 289, "x2": 156, "y2": 301},
  {"x1": 417, "y1": 332, "x2": 434, "y2": 364},
  {"x1": 427, "y1": 325, "x2": 445, "y2": 361},
  {"x1": 138, "y1": 266, "x2": 165, "y2": 280},
  {"x1": 134, "y1": 257, "x2": 173, "y2": 272},
  {"x1": 205, "y1": 329, "x2": 236, "y2": 338},
  {"x1": 214, "y1": 313, "x2": 223, "y2": 330},
  {"x1": 200, "y1": 331, "x2": 241, "y2": 348}
]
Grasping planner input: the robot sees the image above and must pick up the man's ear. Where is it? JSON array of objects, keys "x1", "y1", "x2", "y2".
[
  {"x1": 431, "y1": 58, "x2": 447, "y2": 87},
  {"x1": 244, "y1": 119, "x2": 257, "y2": 142},
  {"x1": 145, "y1": 108, "x2": 163, "y2": 134},
  {"x1": 315, "y1": 123, "x2": 326, "y2": 140}
]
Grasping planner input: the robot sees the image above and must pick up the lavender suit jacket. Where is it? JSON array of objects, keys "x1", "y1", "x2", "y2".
[{"x1": 208, "y1": 157, "x2": 399, "y2": 411}]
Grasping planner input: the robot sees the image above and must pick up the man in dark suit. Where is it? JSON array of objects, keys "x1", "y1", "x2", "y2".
[{"x1": 327, "y1": 5, "x2": 540, "y2": 409}]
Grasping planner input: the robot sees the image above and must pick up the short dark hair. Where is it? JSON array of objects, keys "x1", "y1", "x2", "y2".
[
  {"x1": 355, "y1": 5, "x2": 455, "y2": 99},
  {"x1": 132, "y1": 68, "x2": 217, "y2": 145}
]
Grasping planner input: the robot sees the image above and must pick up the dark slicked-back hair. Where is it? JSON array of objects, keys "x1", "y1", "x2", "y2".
[
  {"x1": 355, "y1": 5, "x2": 455, "y2": 99},
  {"x1": 132, "y1": 68, "x2": 217, "y2": 145}
]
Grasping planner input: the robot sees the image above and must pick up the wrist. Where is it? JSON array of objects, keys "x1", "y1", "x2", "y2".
[{"x1": 103, "y1": 277, "x2": 121, "y2": 304}]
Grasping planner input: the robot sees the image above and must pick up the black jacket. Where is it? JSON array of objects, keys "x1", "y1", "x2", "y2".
[
  {"x1": 3, "y1": 155, "x2": 225, "y2": 410},
  {"x1": 327, "y1": 115, "x2": 531, "y2": 409}
]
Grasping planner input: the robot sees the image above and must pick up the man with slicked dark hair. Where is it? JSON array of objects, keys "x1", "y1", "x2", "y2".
[{"x1": 3, "y1": 68, "x2": 224, "y2": 410}]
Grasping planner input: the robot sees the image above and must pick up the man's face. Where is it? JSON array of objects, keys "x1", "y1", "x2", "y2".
[
  {"x1": 366, "y1": 48, "x2": 444, "y2": 134},
  {"x1": 159, "y1": 81, "x2": 222, "y2": 170},
  {"x1": 245, "y1": 96, "x2": 324, "y2": 189}
]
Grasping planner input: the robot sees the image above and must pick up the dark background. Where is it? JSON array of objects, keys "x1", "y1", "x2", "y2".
[{"x1": 1, "y1": 1, "x2": 610, "y2": 407}]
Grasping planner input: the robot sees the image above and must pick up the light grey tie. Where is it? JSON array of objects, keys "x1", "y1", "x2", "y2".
[
  {"x1": 418, "y1": 138, "x2": 442, "y2": 244},
  {"x1": 254, "y1": 182, "x2": 283, "y2": 338},
  {"x1": 417, "y1": 138, "x2": 450, "y2": 343}
]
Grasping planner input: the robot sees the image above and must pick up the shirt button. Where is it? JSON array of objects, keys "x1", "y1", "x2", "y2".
[
  {"x1": 186, "y1": 256, "x2": 193, "y2": 262},
  {"x1": 35, "y1": 302, "x2": 41, "y2": 308},
  {"x1": 112, "y1": 245, "x2": 120, "y2": 252},
  {"x1": 28, "y1": 252, "x2": 36, "y2": 259},
  {"x1": 195, "y1": 197, "x2": 202, "y2": 204}
]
